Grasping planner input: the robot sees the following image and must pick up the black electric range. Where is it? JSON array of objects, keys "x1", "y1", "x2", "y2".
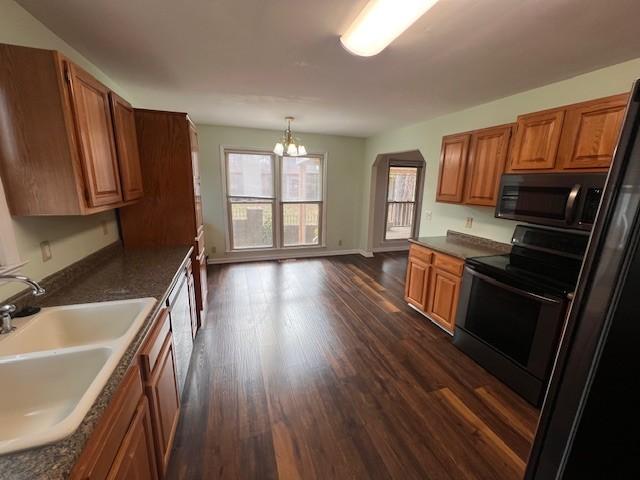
[{"x1": 453, "y1": 225, "x2": 590, "y2": 406}]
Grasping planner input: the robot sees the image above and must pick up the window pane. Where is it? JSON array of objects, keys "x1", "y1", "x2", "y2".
[
  {"x1": 282, "y1": 156, "x2": 322, "y2": 201},
  {"x1": 283, "y1": 203, "x2": 320, "y2": 246},
  {"x1": 227, "y1": 153, "x2": 273, "y2": 198},
  {"x1": 231, "y1": 202, "x2": 273, "y2": 249},
  {"x1": 387, "y1": 167, "x2": 417, "y2": 202},
  {"x1": 385, "y1": 203, "x2": 414, "y2": 240}
]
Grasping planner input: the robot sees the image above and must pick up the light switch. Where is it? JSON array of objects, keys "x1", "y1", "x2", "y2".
[{"x1": 465, "y1": 217, "x2": 473, "y2": 229}]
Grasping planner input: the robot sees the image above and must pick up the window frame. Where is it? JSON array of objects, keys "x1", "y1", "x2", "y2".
[
  {"x1": 383, "y1": 164, "x2": 421, "y2": 241},
  {"x1": 220, "y1": 146, "x2": 327, "y2": 253}
]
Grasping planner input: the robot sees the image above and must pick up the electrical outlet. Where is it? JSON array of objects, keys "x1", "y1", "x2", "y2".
[
  {"x1": 465, "y1": 217, "x2": 474, "y2": 229},
  {"x1": 211, "y1": 246, "x2": 217, "y2": 254},
  {"x1": 424, "y1": 210, "x2": 432, "y2": 223},
  {"x1": 40, "y1": 241, "x2": 52, "y2": 262},
  {"x1": 338, "y1": 239, "x2": 343, "y2": 246},
  {"x1": 100, "y1": 220, "x2": 109, "y2": 236}
]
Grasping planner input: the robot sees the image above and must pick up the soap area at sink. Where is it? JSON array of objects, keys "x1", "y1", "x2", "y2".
[{"x1": 0, "y1": 298, "x2": 156, "y2": 454}]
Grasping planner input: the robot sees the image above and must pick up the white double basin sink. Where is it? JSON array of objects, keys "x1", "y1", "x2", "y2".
[{"x1": 0, "y1": 298, "x2": 155, "y2": 455}]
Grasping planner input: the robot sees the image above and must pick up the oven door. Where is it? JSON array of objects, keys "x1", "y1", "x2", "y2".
[{"x1": 455, "y1": 266, "x2": 566, "y2": 379}]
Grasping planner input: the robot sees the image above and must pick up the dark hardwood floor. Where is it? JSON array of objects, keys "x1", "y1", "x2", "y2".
[{"x1": 167, "y1": 253, "x2": 539, "y2": 479}]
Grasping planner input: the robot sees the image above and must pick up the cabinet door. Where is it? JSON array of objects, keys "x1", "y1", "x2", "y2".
[
  {"x1": 110, "y1": 92, "x2": 144, "y2": 201},
  {"x1": 436, "y1": 134, "x2": 470, "y2": 203},
  {"x1": 106, "y1": 398, "x2": 158, "y2": 480},
  {"x1": 405, "y1": 257, "x2": 430, "y2": 311},
  {"x1": 508, "y1": 110, "x2": 565, "y2": 171},
  {"x1": 464, "y1": 125, "x2": 513, "y2": 206},
  {"x1": 66, "y1": 62, "x2": 123, "y2": 207},
  {"x1": 556, "y1": 93, "x2": 629, "y2": 170},
  {"x1": 427, "y1": 268, "x2": 461, "y2": 333},
  {"x1": 146, "y1": 333, "x2": 180, "y2": 476}
]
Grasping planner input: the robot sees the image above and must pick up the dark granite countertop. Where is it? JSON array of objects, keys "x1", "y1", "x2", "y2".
[
  {"x1": 0, "y1": 243, "x2": 193, "y2": 480},
  {"x1": 409, "y1": 230, "x2": 511, "y2": 259}
]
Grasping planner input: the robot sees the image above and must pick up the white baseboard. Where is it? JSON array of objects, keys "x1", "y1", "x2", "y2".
[
  {"x1": 407, "y1": 303, "x2": 454, "y2": 336},
  {"x1": 207, "y1": 248, "x2": 371, "y2": 265},
  {"x1": 359, "y1": 250, "x2": 374, "y2": 258},
  {"x1": 372, "y1": 245, "x2": 410, "y2": 253}
]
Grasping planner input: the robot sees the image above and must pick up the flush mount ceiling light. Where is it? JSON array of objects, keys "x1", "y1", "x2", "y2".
[
  {"x1": 340, "y1": 0, "x2": 439, "y2": 57},
  {"x1": 273, "y1": 117, "x2": 307, "y2": 157}
]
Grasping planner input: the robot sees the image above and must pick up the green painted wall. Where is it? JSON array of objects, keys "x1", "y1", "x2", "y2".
[
  {"x1": 362, "y1": 58, "x2": 640, "y2": 249},
  {"x1": 196, "y1": 124, "x2": 366, "y2": 259},
  {"x1": 0, "y1": 0, "x2": 129, "y2": 299}
]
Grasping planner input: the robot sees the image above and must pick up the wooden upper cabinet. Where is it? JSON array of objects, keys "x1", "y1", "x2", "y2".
[
  {"x1": 0, "y1": 43, "x2": 139, "y2": 215},
  {"x1": 508, "y1": 109, "x2": 565, "y2": 171},
  {"x1": 65, "y1": 61, "x2": 123, "y2": 207},
  {"x1": 556, "y1": 93, "x2": 629, "y2": 171},
  {"x1": 464, "y1": 124, "x2": 513, "y2": 206},
  {"x1": 436, "y1": 133, "x2": 470, "y2": 203},
  {"x1": 110, "y1": 92, "x2": 144, "y2": 201}
]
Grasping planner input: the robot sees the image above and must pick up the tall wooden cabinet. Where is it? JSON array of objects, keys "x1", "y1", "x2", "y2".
[
  {"x1": 119, "y1": 110, "x2": 207, "y2": 330},
  {"x1": 0, "y1": 43, "x2": 142, "y2": 215},
  {"x1": 436, "y1": 134, "x2": 470, "y2": 203}
]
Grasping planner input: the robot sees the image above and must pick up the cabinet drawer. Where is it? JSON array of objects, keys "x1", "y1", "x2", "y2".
[
  {"x1": 71, "y1": 365, "x2": 144, "y2": 480},
  {"x1": 433, "y1": 253, "x2": 464, "y2": 276},
  {"x1": 409, "y1": 244, "x2": 433, "y2": 263},
  {"x1": 139, "y1": 308, "x2": 170, "y2": 380}
]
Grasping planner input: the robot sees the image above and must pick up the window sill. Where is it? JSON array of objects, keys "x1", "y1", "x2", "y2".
[{"x1": 226, "y1": 244, "x2": 326, "y2": 254}]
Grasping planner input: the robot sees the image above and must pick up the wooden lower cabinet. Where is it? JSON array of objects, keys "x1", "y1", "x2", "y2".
[
  {"x1": 405, "y1": 256, "x2": 430, "y2": 310},
  {"x1": 107, "y1": 398, "x2": 158, "y2": 480},
  {"x1": 427, "y1": 268, "x2": 461, "y2": 333},
  {"x1": 140, "y1": 308, "x2": 181, "y2": 478},
  {"x1": 405, "y1": 243, "x2": 463, "y2": 334},
  {"x1": 71, "y1": 365, "x2": 157, "y2": 480}
]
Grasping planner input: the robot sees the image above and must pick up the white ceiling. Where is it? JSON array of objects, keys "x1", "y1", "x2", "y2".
[{"x1": 17, "y1": 0, "x2": 640, "y2": 137}]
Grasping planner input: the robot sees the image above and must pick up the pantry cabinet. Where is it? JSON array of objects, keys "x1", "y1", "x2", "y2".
[
  {"x1": 0, "y1": 43, "x2": 142, "y2": 215},
  {"x1": 405, "y1": 243, "x2": 463, "y2": 334},
  {"x1": 120, "y1": 110, "x2": 208, "y2": 331}
]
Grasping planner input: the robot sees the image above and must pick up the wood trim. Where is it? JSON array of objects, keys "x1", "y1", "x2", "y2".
[{"x1": 70, "y1": 364, "x2": 144, "y2": 480}]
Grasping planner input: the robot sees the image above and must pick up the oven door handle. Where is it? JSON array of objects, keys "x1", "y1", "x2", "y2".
[
  {"x1": 465, "y1": 266, "x2": 561, "y2": 305},
  {"x1": 565, "y1": 183, "x2": 582, "y2": 224}
]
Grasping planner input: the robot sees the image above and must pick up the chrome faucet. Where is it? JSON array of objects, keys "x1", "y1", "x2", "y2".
[{"x1": 0, "y1": 274, "x2": 46, "y2": 334}]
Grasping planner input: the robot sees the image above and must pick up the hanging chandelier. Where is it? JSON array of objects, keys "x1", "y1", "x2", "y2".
[{"x1": 273, "y1": 116, "x2": 307, "y2": 157}]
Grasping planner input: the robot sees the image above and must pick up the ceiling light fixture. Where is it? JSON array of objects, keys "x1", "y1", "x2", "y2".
[
  {"x1": 273, "y1": 117, "x2": 307, "y2": 157},
  {"x1": 340, "y1": 0, "x2": 439, "y2": 57}
]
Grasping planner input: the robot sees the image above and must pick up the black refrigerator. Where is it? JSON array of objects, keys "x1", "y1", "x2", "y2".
[{"x1": 525, "y1": 81, "x2": 640, "y2": 478}]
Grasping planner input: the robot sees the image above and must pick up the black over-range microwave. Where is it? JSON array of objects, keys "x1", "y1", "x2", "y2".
[{"x1": 495, "y1": 173, "x2": 608, "y2": 231}]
